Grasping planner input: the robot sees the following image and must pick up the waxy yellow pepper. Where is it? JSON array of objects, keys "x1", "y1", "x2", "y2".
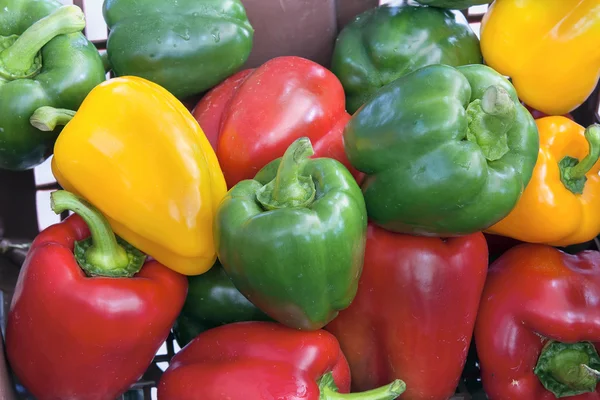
[
  {"x1": 31, "y1": 76, "x2": 227, "y2": 276},
  {"x1": 480, "y1": 0, "x2": 600, "y2": 116},
  {"x1": 486, "y1": 117, "x2": 600, "y2": 247}
]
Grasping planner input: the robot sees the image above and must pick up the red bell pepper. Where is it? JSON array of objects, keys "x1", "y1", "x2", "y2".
[
  {"x1": 157, "y1": 321, "x2": 405, "y2": 400},
  {"x1": 326, "y1": 224, "x2": 488, "y2": 400},
  {"x1": 6, "y1": 191, "x2": 187, "y2": 400},
  {"x1": 475, "y1": 244, "x2": 600, "y2": 400},
  {"x1": 192, "y1": 56, "x2": 360, "y2": 188}
]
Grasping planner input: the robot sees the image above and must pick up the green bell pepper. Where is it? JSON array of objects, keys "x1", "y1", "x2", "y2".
[
  {"x1": 0, "y1": 1, "x2": 105, "y2": 171},
  {"x1": 103, "y1": 0, "x2": 254, "y2": 100},
  {"x1": 343, "y1": 64, "x2": 539, "y2": 236},
  {"x1": 214, "y1": 137, "x2": 367, "y2": 331},
  {"x1": 415, "y1": 0, "x2": 491, "y2": 9},
  {"x1": 332, "y1": 3, "x2": 482, "y2": 114},
  {"x1": 173, "y1": 261, "x2": 272, "y2": 348}
]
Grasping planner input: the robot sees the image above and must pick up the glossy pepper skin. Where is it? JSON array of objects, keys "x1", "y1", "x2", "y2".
[
  {"x1": 215, "y1": 138, "x2": 367, "y2": 331},
  {"x1": 42, "y1": 76, "x2": 227, "y2": 276},
  {"x1": 332, "y1": 3, "x2": 482, "y2": 113},
  {"x1": 343, "y1": 64, "x2": 539, "y2": 236},
  {"x1": 173, "y1": 260, "x2": 272, "y2": 348},
  {"x1": 193, "y1": 56, "x2": 360, "y2": 188},
  {"x1": 487, "y1": 117, "x2": 600, "y2": 247},
  {"x1": 475, "y1": 244, "x2": 600, "y2": 399},
  {"x1": 6, "y1": 191, "x2": 187, "y2": 400},
  {"x1": 103, "y1": 0, "x2": 253, "y2": 100},
  {"x1": 415, "y1": 0, "x2": 490, "y2": 8},
  {"x1": 480, "y1": 0, "x2": 600, "y2": 116},
  {"x1": 0, "y1": 1, "x2": 105, "y2": 171},
  {"x1": 326, "y1": 224, "x2": 488, "y2": 400},
  {"x1": 158, "y1": 321, "x2": 405, "y2": 400}
]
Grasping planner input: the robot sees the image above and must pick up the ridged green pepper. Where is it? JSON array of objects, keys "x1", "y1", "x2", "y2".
[
  {"x1": 103, "y1": 0, "x2": 254, "y2": 99},
  {"x1": 173, "y1": 261, "x2": 271, "y2": 348},
  {"x1": 214, "y1": 137, "x2": 367, "y2": 331},
  {"x1": 332, "y1": 3, "x2": 482, "y2": 114},
  {"x1": 0, "y1": 1, "x2": 105, "y2": 171},
  {"x1": 343, "y1": 64, "x2": 539, "y2": 236},
  {"x1": 416, "y1": 0, "x2": 491, "y2": 9}
]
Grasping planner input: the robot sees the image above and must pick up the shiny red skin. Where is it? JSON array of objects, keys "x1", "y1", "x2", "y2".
[
  {"x1": 192, "y1": 56, "x2": 360, "y2": 188},
  {"x1": 6, "y1": 215, "x2": 188, "y2": 400},
  {"x1": 157, "y1": 321, "x2": 351, "y2": 399},
  {"x1": 326, "y1": 224, "x2": 488, "y2": 400},
  {"x1": 474, "y1": 244, "x2": 600, "y2": 400}
]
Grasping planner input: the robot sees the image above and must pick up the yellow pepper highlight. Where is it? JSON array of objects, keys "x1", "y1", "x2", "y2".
[
  {"x1": 480, "y1": 0, "x2": 600, "y2": 116},
  {"x1": 51, "y1": 76, "x2": 227, "y2": 275},
  {"x1": 486, "y1": 117, "x2": 600, "y2": 247}
]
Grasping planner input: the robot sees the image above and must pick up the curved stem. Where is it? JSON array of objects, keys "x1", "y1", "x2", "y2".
[
  {"x1": 256, "y1": 137, "x2": 317, "y2": 210},
  {"x1": 0, "y1": 5, "x2": 85, "y2": 80},
  {"x1": 566, "y1": 125, "x2": 600, "y2": 179},
  {"x1": 534, "y1": 340, "x2": 600, "y2": 398},
  {"x1": 30, "y1": 106, "x2": 75, "y2": 131},
  {"x1": 50, "y1": 190, "x2": 145, "y2": 278},
  {"x1": 318, "y1": 372, "x2": 405, "y2": 400}
]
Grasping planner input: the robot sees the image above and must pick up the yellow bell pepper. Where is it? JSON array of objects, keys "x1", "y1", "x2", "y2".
[
  {"x1": 486, "y1": 117, "x2": 600, "y2": 247},
  {"x1": 31, "y1": 76, "x2": 227, "y2": 276},
  {"x1": 480, "y1": 0, "x2": 600, "y2": 116}
]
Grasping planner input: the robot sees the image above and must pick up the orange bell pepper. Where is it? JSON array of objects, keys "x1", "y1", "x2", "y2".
[{"x1": 486, "y1": 117, "x2": 600, "y2": 247}]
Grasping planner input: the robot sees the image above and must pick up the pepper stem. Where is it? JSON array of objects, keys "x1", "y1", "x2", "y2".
[
  {"x1": 0, "y1": 5, "x2": 86, "y2": 80},
  {"x1": 534, "y1": 340, "x2": 600, "y2": 398},
  {"x1": 318, "y1": 372, "x2": 406, "y2": 400},
  {"x1": 50, "y1": 190, "x2": 145, "y2": 278},
  {"x1": 256, "y1": 137, "x2": 317, "y2": 211},
  {"x1": 30, "y1": 106, "x2": 75, "y2": 131},
  {"x1": 559, "y1": 124, "x2": 600, "y2": 194},
  {"x1": 465, "y1": 85, "x2": 516, "y2": 162}
]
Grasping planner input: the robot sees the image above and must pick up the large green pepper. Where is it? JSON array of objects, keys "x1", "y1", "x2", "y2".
[
  {"x1": 103, "y1": 0, "x2": 254, "y2": 100},
  {"x1": 332, "y1": 3, "x2": 482, "y2": 114},
  {"x1": 0, "y1": 1, "x2": 105, "y2": 171},
  {"x1": 214, "y1": 137, "x2": 367, "y2": 331},
  {"x1": 415, "y1": 0, "x2": 491, "y2": 9},
  {"x1": 343, "y1": 64, "x2": 539, "y2": 236},
  {"x1": 173, "y1": 261, "x2": 272, "y2": 348}
]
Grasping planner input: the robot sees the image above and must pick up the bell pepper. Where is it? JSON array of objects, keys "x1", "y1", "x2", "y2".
[
  {"x1": 102, "y1": 0, "x2": 254, "y2": 100},
  {"x1": 326, "y1": 224, "x2": 488, "y2": 400},
  {"x1": 0, "y1": 2, "x2": 105, "y2": 171},
  {"x1": 30, "y1": 76, "x2": 227, "y2": 276},
  {"x1": 486, "y1": 117, "x2": 600, "y2": 247},
  {"x1": 158, "y1": 321, "x2": 405, "y2": 400},
  {"x1": 214, "y1": 137, "x2": 367, "y2": 330},
  {"x1": 475, "y1": 244, "x2": 600, "y2": 399},
  {"x1": 192, "y1": 56, "x2": 359, "y2": 188},
  {"x1": 415, "y1": 0, "x2": 491, "y2": 8},
  {"x1": 6, "y1": 190, "x2": 187, "y2": 400},
  {"x1": 525, "y1": 104, "x2": 574, "y2": 121},
  {"x1": 480, "y1": 0, "x2": 600, "y2": 116},
  {"x1": 343, "y1": 64, "x2": 539, "y2": 236},
  {"x1": 332, "y1": 3, "x2": 482, "y2": 113},
  {"x1": 173, "y1": 260, "x2": 272, "y2": 348}
]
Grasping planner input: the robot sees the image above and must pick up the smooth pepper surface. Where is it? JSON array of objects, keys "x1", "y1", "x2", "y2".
[
  {"x1": 343, "y1": 63, "x2": 539, "y2": 236},
  {"x1": 327, "y1": 224, "x2": 488, "y2": 400},
  {"x1": 47, "y1": 76, "x2": 227, "y2": 276},
  {"x1": 214, "y1": 138, "x2": 367, "y2": 331},
  {"x1": 475, "y1": 244, "x2": 600, "y2": 399},
  {"x1": 487, "y1": 117, "x2": 600, "y2": 247},
  {"x1": 332, "y1": 3, "x2": 482, "y2": 113},
  {"x1": 103, "y1": 0, "x2": 254, "y2": 99},
  {"x1": 0, "y1": 1, "x2": 105, "y2": 170},
  {"x1": 480, "y1": 0, "x2": 600, "y2": 115}
]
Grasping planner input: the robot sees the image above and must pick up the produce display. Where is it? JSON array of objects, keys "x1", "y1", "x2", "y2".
[{"x1": 1, "y1": 0, "x2": 600, "y2": 399}]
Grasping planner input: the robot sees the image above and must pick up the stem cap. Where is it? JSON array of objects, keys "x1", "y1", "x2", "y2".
[
  {"x1": 559, "y1": 124, "x2": 600, "y2": 194},
  {"x1": 318, "y1": 371, "x2": 406, "y2": 400}
]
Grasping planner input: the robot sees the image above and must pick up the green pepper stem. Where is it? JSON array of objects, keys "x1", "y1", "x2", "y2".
[
  {"x1": 50, "y1": 190, "x2": 145, "y2": 278},
  {"x1": 534, "y1": 340, "x2": 600, "y2": 398},
  {"x1": 465, "y1": 85, "x2": 516, "y2": 162},
  {"x1": 563, "y1": 124, "x2": 600, "y2": 181},
  {"x1": 318, "y1": 372, "x2": 406, "y2": 400},
  {"x1": 256, "y1": 137, "x2": 317, "y2": 210},
  {"x1": 0, "y1": 5, "x2": 86, "y2": 80},
  {"x1": 30, "y1": 106, "x2": 75, "y2": 131}
]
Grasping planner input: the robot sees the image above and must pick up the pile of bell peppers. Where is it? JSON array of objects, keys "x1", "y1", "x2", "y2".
[{"x1": 2, "y1": 0, "x2": 600, "y2": 399}]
